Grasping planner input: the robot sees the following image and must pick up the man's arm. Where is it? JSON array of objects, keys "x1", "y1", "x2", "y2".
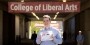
[
  {"x1": 76, "y1": 35, "x2": 78, "y2": 42},
  {"x1": 31, "y1": 34, "x2": 33, "y2": 40},
  {"x1": 82, "y1": 35, "x2": 84, "y2": 42},
  {"x1": 53, "y1": 31, "x2": 62, "y2": 44},
  {"x1": 36, "y1": 31, "x2": 42, "y2": 44}
]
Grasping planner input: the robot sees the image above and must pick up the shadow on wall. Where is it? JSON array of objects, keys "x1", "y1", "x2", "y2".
[{"x1": 83, "y1": 31, "x2": 90, "y2": 45}]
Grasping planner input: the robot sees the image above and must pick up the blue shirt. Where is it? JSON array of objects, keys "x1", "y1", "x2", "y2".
[
  {"x1": 36, "y1": 27, "x2": 62, "y2": 45},
  {"x1": 76, "y1": 35, "x2": 84, "y2": 41}
]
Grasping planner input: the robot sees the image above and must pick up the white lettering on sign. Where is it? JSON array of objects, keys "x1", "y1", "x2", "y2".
[
  {"x1": 42, "y1": 4, "x2": 63, "y2": 11},
  {"x1": 10, "y1": 3, "x2": 33, "y2": 12},
  {"x1": 9, "y1": 2, "x2": 79, "y2": 12},
  {"x1": 65, "y1": 4, "x2": 78, "y2": 11},
  {"x1": 35, "y1": 4, "x2": 41, "y2": 11}
]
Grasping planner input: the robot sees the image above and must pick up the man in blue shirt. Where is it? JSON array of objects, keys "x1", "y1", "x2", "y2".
[
  {"x1": 36, "y1": 15, "x2": 62, "y2": 45},
  {"x1": 76, "y1": 31, "x2": 84, "y2": 45}
]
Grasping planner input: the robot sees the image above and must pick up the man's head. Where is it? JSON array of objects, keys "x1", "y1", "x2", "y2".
[
  {"x1": 79, "y1": 31, "x2": 82, "y2": 35},
  {"x1": 33, "y1": 31, "x2": 36, "y2": 34},
  {"x1": 43, "y1": 15, "x2": 51, "y2": 27}
]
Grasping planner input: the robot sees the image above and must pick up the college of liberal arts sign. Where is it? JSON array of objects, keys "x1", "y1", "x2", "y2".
[{"x1": 8, "y1": 2, "x2": 80, "y2": 13}]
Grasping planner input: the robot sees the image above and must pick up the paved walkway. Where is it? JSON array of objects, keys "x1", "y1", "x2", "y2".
[{"x1": 16, "y1": 39, "x2": 77, "y2": 45}]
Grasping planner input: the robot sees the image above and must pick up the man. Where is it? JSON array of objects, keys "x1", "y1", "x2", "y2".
[
  {"x1": 36, "y1": 15, "x2": 62, "y2": 45},
  {"x1": 76, "y1": 31, "x2": 84, "y2": 45},
  {"x1": 31, "y1": 31, "x2": 37, "y2": 45},
  {"x1": 63, "y1": 31, "x2": 67, "y2": 41}
]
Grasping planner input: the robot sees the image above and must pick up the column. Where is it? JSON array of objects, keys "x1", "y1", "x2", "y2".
[
  {"x1": 0, "y1": 10, "x2": 3, "y2": 45},
  {"x1": 15, "y1": 15, "x2": 20, "y2": 43},
  {"x1": 19, "y1": 16, "x2": 25, "y2": 39},
  {"x1": 3, "y1": 11, "x2": 15, "y2": 45},
  {"x1": 83, "y1": 10, "x2": 90, "y2": 45},
  {"x1": 26, "y1": 21, "x2": 30, "y2": 39}
]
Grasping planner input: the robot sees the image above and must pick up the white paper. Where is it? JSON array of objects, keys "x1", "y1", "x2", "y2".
[{"x1": 40, "y1": 31, "x2": 53, "y2": 41}]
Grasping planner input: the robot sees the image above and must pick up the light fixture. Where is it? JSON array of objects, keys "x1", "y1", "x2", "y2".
[
  {"x1": 53, "y1": 15, "x2": 57, "y2": 19},
  {"x1": 63, "y1": 0, "x2": 66, "y2": 2},
  {"x1": 21, "y1": 0, "x2": 24, "y2": 2},
  {"x1": 36, "y1": 16, "x2": 39, "y2": 20},
  {"x1": 53, "y1": 12, "x2": 59, "y2": 19},
  {"x1": 31, "y1": 12, "x2": 37, "y2": 16},
  {"x1": 31, "y1": 12, "x2": 39, "y2": 20},
  {"x1": 56, "y1": 12, "x2": 59, "y2": 15},
  {"x1": 51, "y1": 21, "x2": 57, "y2": 23}
]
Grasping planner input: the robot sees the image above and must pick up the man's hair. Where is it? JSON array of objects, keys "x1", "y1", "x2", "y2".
[
  {"x1": 79, "y1": 31, "x2": 82, "y2": 33},
  {"x1": 43, "y1": 15, "x2": 51, "y2": 20}
]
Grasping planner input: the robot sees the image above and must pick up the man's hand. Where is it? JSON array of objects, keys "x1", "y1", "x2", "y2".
[
  {"x1": 77, "y1": 40, "x2": 78, "y2": 42},
  {"x1": 51, "y1": 34, "x2": 54, "y2": 40},
  {"x1": 39, "y1": 35, "x2": 41, "y2": 41}
]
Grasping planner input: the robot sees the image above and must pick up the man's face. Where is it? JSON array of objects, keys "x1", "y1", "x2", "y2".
[
  {"x1": 79, "y1": 32, "x2": 81, "y2": 35},
  {"x1": 43, "y1": 18, "x2": 51, "y2": 27}
]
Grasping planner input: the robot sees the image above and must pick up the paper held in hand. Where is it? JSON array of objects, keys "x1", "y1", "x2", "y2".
[{"x1": 40, "y1": 31, "x2": 53, "y2": 41}]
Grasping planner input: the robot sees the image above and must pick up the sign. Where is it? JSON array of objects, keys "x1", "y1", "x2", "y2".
[
  {"x1": 40, "y1": 31, "x2": 53, "y2": 41},
  {"x1": 8, "y1": 2, "x2": 80, "y2": 13}
]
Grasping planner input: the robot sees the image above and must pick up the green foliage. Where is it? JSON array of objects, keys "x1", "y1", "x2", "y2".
[{"x1": 30, "y1": 21, "x2": 41, "y2": 34}]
